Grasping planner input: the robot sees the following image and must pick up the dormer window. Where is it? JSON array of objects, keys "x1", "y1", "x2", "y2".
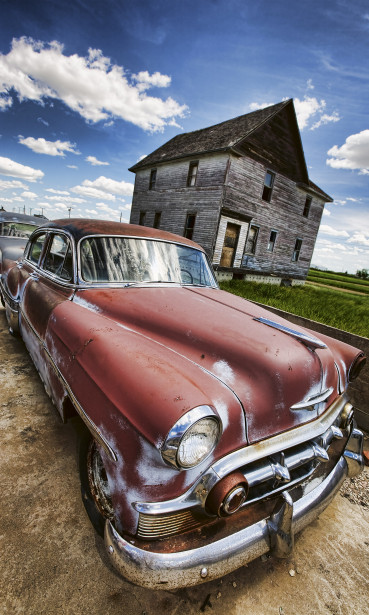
[
  {"x1": 187, "y1": 161, "x2": 198, "y2": 187},
  {"x1": 262, "y1": 171, "x2": 275, "y2": 202}
]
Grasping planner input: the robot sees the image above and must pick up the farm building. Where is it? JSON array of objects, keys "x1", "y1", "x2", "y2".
[{"x1": 128, "y1": 99, "x2": 332, "y2": 284}]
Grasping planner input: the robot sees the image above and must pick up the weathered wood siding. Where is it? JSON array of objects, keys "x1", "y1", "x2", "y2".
[
  {"x1": 222, "y1": 155, "x2": 325, "y2": 279},
  {"x1": 130, "y1": 153, "x2": 228, "y2": 256}
]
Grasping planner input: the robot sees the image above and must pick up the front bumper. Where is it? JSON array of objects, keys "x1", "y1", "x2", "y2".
[{"x1": 104, "y1": 427, "x2": 363, "y2": 590}]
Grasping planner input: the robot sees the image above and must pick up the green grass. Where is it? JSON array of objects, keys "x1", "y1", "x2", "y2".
[
  {"x1": 219, "y1": 279, "x2": 369, "y2": 337},
  {"x1": 307, "y1": 269, "x2": 369, "y2": 294}
]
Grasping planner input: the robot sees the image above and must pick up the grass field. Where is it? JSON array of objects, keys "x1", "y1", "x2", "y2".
[
  {"x1": 307, "y1": 269, "x2": 369, "y2": 295},
  {"x1": 219, "y1": 278, "x2": 369, "y2": 337}
]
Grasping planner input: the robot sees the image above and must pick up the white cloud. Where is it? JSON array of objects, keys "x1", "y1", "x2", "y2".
[
  {"x1": 249, "y1": 101, "x2": 275, "y2": 112},
  {"x1": 45, "y1": 195, "x2": 86, "y2": 203},
  {"x1": 0, "y1": 179, "x2": 28, "y2": 191},
  {"x1": 46, "y1": 188, "x2": 70, "y2": 195},
  {"x1": 85, "y1": 155, "x2": 109, "y2": 166},
  {"x1": 67, "y1": 165, "x2": 78, "y2": 169},
  {"x1": 319, "y1": 224, "x2": 350, "y2": 238},
  {"x1": 322, "y1": 208, "x2": 331, "y2": 216},
  {"x1": 326, "y1": 130, "x2": 369, "y2": 173},
  {"x1": 0, "y1": 37, "x2": 187, "y2": 132},
  {"x1": 0, "y1": 156, "x2": 44, "y2": 182},
  {"x1": 347, "y1": 232, "x2": 369, "y2": 247},
  {"x1": 21, "y1": 190, "x2": 38, "y2": 199},
  {"x1": 249, "y1": 92, "x2": 340, "y2": 131},
  {"x1": 0, "y1": 95, "x2": 12, "y2": 110},
  {"x1": 71, "y1": 175, "x2": 134, "y2": 201},
  {"x1": 19, "y1": 136, "x2": 80, "y2": 157}
]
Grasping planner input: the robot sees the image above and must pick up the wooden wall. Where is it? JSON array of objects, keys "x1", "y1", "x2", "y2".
[
  {"x1": 130, "y1": 153, "x2": 228, "y2": 256},
  {"x1": 130, "y1": 150, "x2": 326, "y2": 280}
]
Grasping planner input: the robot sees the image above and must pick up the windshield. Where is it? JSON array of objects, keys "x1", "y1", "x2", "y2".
[{"x1": 80, "y1": 236, "x2": 217, "y2": 287}]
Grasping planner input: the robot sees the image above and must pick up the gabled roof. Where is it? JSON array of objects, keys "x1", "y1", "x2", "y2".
[
  {"x1": 129, "y1": 100, "x2": 292, "y2": 172},
  {"x1": 129, "y1": 99, "x2": 332, "y2": 202}
]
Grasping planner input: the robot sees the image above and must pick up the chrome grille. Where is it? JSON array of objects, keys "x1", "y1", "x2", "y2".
[{"x1": 137, "y1": 509, "x2": 202, "y2": 539}]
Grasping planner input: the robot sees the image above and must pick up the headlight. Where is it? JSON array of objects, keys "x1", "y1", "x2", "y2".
[{"x1": 161, "y1": 406, "x2": 221, "y2": 470}]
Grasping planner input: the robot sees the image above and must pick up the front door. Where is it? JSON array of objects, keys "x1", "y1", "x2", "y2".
[{"x1": 220, "y1": 223, "x2": 240, "y2": 267}]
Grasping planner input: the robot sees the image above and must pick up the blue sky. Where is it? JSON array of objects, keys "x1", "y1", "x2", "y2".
[{"x1": 0, "y1": 0, "x2": 368, "y2": 273}]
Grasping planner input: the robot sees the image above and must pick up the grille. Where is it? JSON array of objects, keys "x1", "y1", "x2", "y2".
[{"x1": 137, "y1": 509, "x2": 202, "y2": 539}]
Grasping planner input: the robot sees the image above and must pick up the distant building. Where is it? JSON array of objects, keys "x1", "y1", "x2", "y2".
[{"x1": 129, "y1": 99, "x2": 332, "y2": 284}]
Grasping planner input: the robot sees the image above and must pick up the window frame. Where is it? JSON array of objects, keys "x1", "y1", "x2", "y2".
[
  {"x1": 267, "y1": 229, "x2": 278, "y2": 252},
  {"x1": 292, "y1": 238, "x2": 303, "y2": 262},
  {"x1": 149, "y1": 169, "x2": 157, "y2": 190},
  {"x1": 262, "y1": 170, "x2": 276, "y2": 202},
  {"x1": 184, "y1": 212, "x2": 197, "y2": 240},
  {"x1": 139, "y1": 211, "x2": 146, "y2": 226},
  {"x1": 187, "y1": 161, "x2": 199, "y2": 187},
  {"x1": 303, "y1": 196, "x2": 312, "y2": 217},
  {"x1": 244, "y1": 224, "x2": 259, "y2": 255},
  {"x1": 153, "y1": 211, "x2": 162, "y2": 229},
  {"x1": 42, "y1": 233, "x2": 74, "y2": 281}
]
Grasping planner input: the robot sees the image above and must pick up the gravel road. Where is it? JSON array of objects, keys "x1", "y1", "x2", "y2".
[{"x1": 1, "y1": 307, "x2": 368, "y2": 615}]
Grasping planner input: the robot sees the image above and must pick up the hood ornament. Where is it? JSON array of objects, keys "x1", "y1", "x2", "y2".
[{"x1": 253, "y1": 317, "x2": 327, "y2": 350}]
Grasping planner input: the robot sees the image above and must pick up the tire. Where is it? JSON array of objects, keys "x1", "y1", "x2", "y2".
[{"x1": 78, "y1": 425, "x2": 115, "y2": 537}]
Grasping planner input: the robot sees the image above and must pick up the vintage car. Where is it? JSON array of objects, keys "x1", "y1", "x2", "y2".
[
  {"x1": 0, "y1": 210, "x2": 48, "y2": 274},
  {"x1": 0, "y1": 218, "x2": 365, "y2": 589}
]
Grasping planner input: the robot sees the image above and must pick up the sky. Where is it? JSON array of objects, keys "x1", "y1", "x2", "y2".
[{"x1": 0, "y1": 0, "x2": 368, "y2": 274}]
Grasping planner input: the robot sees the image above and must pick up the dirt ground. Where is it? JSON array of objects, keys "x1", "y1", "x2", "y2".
[{"x1": 1, "y1": 307, "x2": 369, "y2": 615}]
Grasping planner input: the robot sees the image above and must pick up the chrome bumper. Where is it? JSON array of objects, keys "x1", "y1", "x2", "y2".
[{"x1": 104, "y1": 428, "x2": 364, "y2": 590}]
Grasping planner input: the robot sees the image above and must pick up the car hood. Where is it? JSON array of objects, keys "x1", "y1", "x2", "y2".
[{"x1": 72, "y1": 286, "x2": 341, "y2": 443}]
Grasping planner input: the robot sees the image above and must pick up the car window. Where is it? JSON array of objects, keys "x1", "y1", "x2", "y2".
[
  {"x1": 80, "y1": 236, "x2": 217, "y2": 287},
  {"x1": 1, "y1": 222, "x2": 36, "y2": 238},
  {"x1": 28, "y1": 233, "x2": 47, "y2": 265},
  {"x1": 43, "y1": 234, "x2": 74, "y2": 281}
]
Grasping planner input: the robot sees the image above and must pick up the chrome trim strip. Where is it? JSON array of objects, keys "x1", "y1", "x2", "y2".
[
  {"x1": 253, "y1": 317, "x2": 327, "y2": 350},
  {"x1": 105, "y1": 442, "x2": 362, "y2": 590},
  {"x1": 290, "y1": 386, "x2": 334, "y2": 410},
  {"x1": 19, "y1": 307, "x2": 117, "y2": 462}
]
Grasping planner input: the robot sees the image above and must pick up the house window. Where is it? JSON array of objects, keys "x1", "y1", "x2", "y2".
[
  {"x1": 262, "y1": 171, "x2": 275, "y2": 202},
  {"x1": 303, "y1": 196, "x2": 312, "y2": 217},
  {"x1": 139, "y1": 211, "x2": 146, "y2": 225},
  {"x1": 149, "y1": 169, "x2": 157, "y2": 190},
  {"x1": 245, "y1": 225, "x2": 259, "y2": 255},
  {"x1": 292, "y1": 238, "x2": 303, "y2": 262},
  {"x1": 153, "y1": 212, "x2": 162, "y2": 229},
  {"x1": 184, "y1": 213, "x2": 196, "y2": 239},
  {"x1": 267, "y1": 230, "x2": 278, "y2": 252},
  {"x1": 187, "y1": 161, "x2": 198, "y2": 187}
]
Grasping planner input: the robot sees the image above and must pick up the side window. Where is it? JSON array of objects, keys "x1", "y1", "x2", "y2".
[
  {"x1": 187, "y1": 161, "x2": 199, "y2": 187},
  {"x1": 303, "y1": 196, "x2": 312, "y2": 217},
  {"x1": 292, "y1": 238, "x2": 303, "y2": 262},
  {"x1": 28, "y1": 233, "x2": 47, "y2": 265},
  {"x1": 244, "y1": 225, "x2": 259, "y2": 254},
  {"x1": 43, "y1": 234, "x2": 73, "y2": 281},
  {"x1": 267, "y1": 230, "x2": 278, "y2": 252},
  {"x1": 262, "y1": 171, "x2": 275, "y2": 202},
  {"x1": 153, "y1": 212, "x2": 162, "y2": 229},
  {"x1": 149, "y1": 169, "x2": 157, "y2": 190},
  {"x1": 184, "y1": 213, "x2": 196, "y2": 240}
]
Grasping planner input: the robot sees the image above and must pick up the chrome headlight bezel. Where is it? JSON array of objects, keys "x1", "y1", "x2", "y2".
[{"x1": 161, "y1": 405, "x2": 222, "y2": 470}]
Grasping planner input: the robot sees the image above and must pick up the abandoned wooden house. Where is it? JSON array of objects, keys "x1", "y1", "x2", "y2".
[{"x1": 128, "y1": 99, "x2": 332, "y2": 284}]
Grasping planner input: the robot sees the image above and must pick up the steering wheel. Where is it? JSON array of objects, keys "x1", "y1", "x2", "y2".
[{"x1": 180, "y1": 269, "x2": 193, "y2": 284}]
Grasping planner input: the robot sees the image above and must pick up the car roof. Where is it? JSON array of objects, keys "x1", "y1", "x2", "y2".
[
  {"x1": 0, "y1": 210, "x2": 48, "y2": 225},
  {"x1": 37, "y1": 218, "x2": 204, "y2": 251}
]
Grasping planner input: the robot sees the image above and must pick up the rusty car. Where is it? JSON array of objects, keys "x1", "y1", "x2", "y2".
[
  {"x1": 0, "y1": 218, "x2": 365, "y2": 589},
  {"x1": 0, "y1": 209, "x2": 48, "y2": 274}
]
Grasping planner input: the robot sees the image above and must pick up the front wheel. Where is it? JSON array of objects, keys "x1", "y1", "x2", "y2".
[{"x1": 78, "y1": 426, "x2": 115, "y2": 537}]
